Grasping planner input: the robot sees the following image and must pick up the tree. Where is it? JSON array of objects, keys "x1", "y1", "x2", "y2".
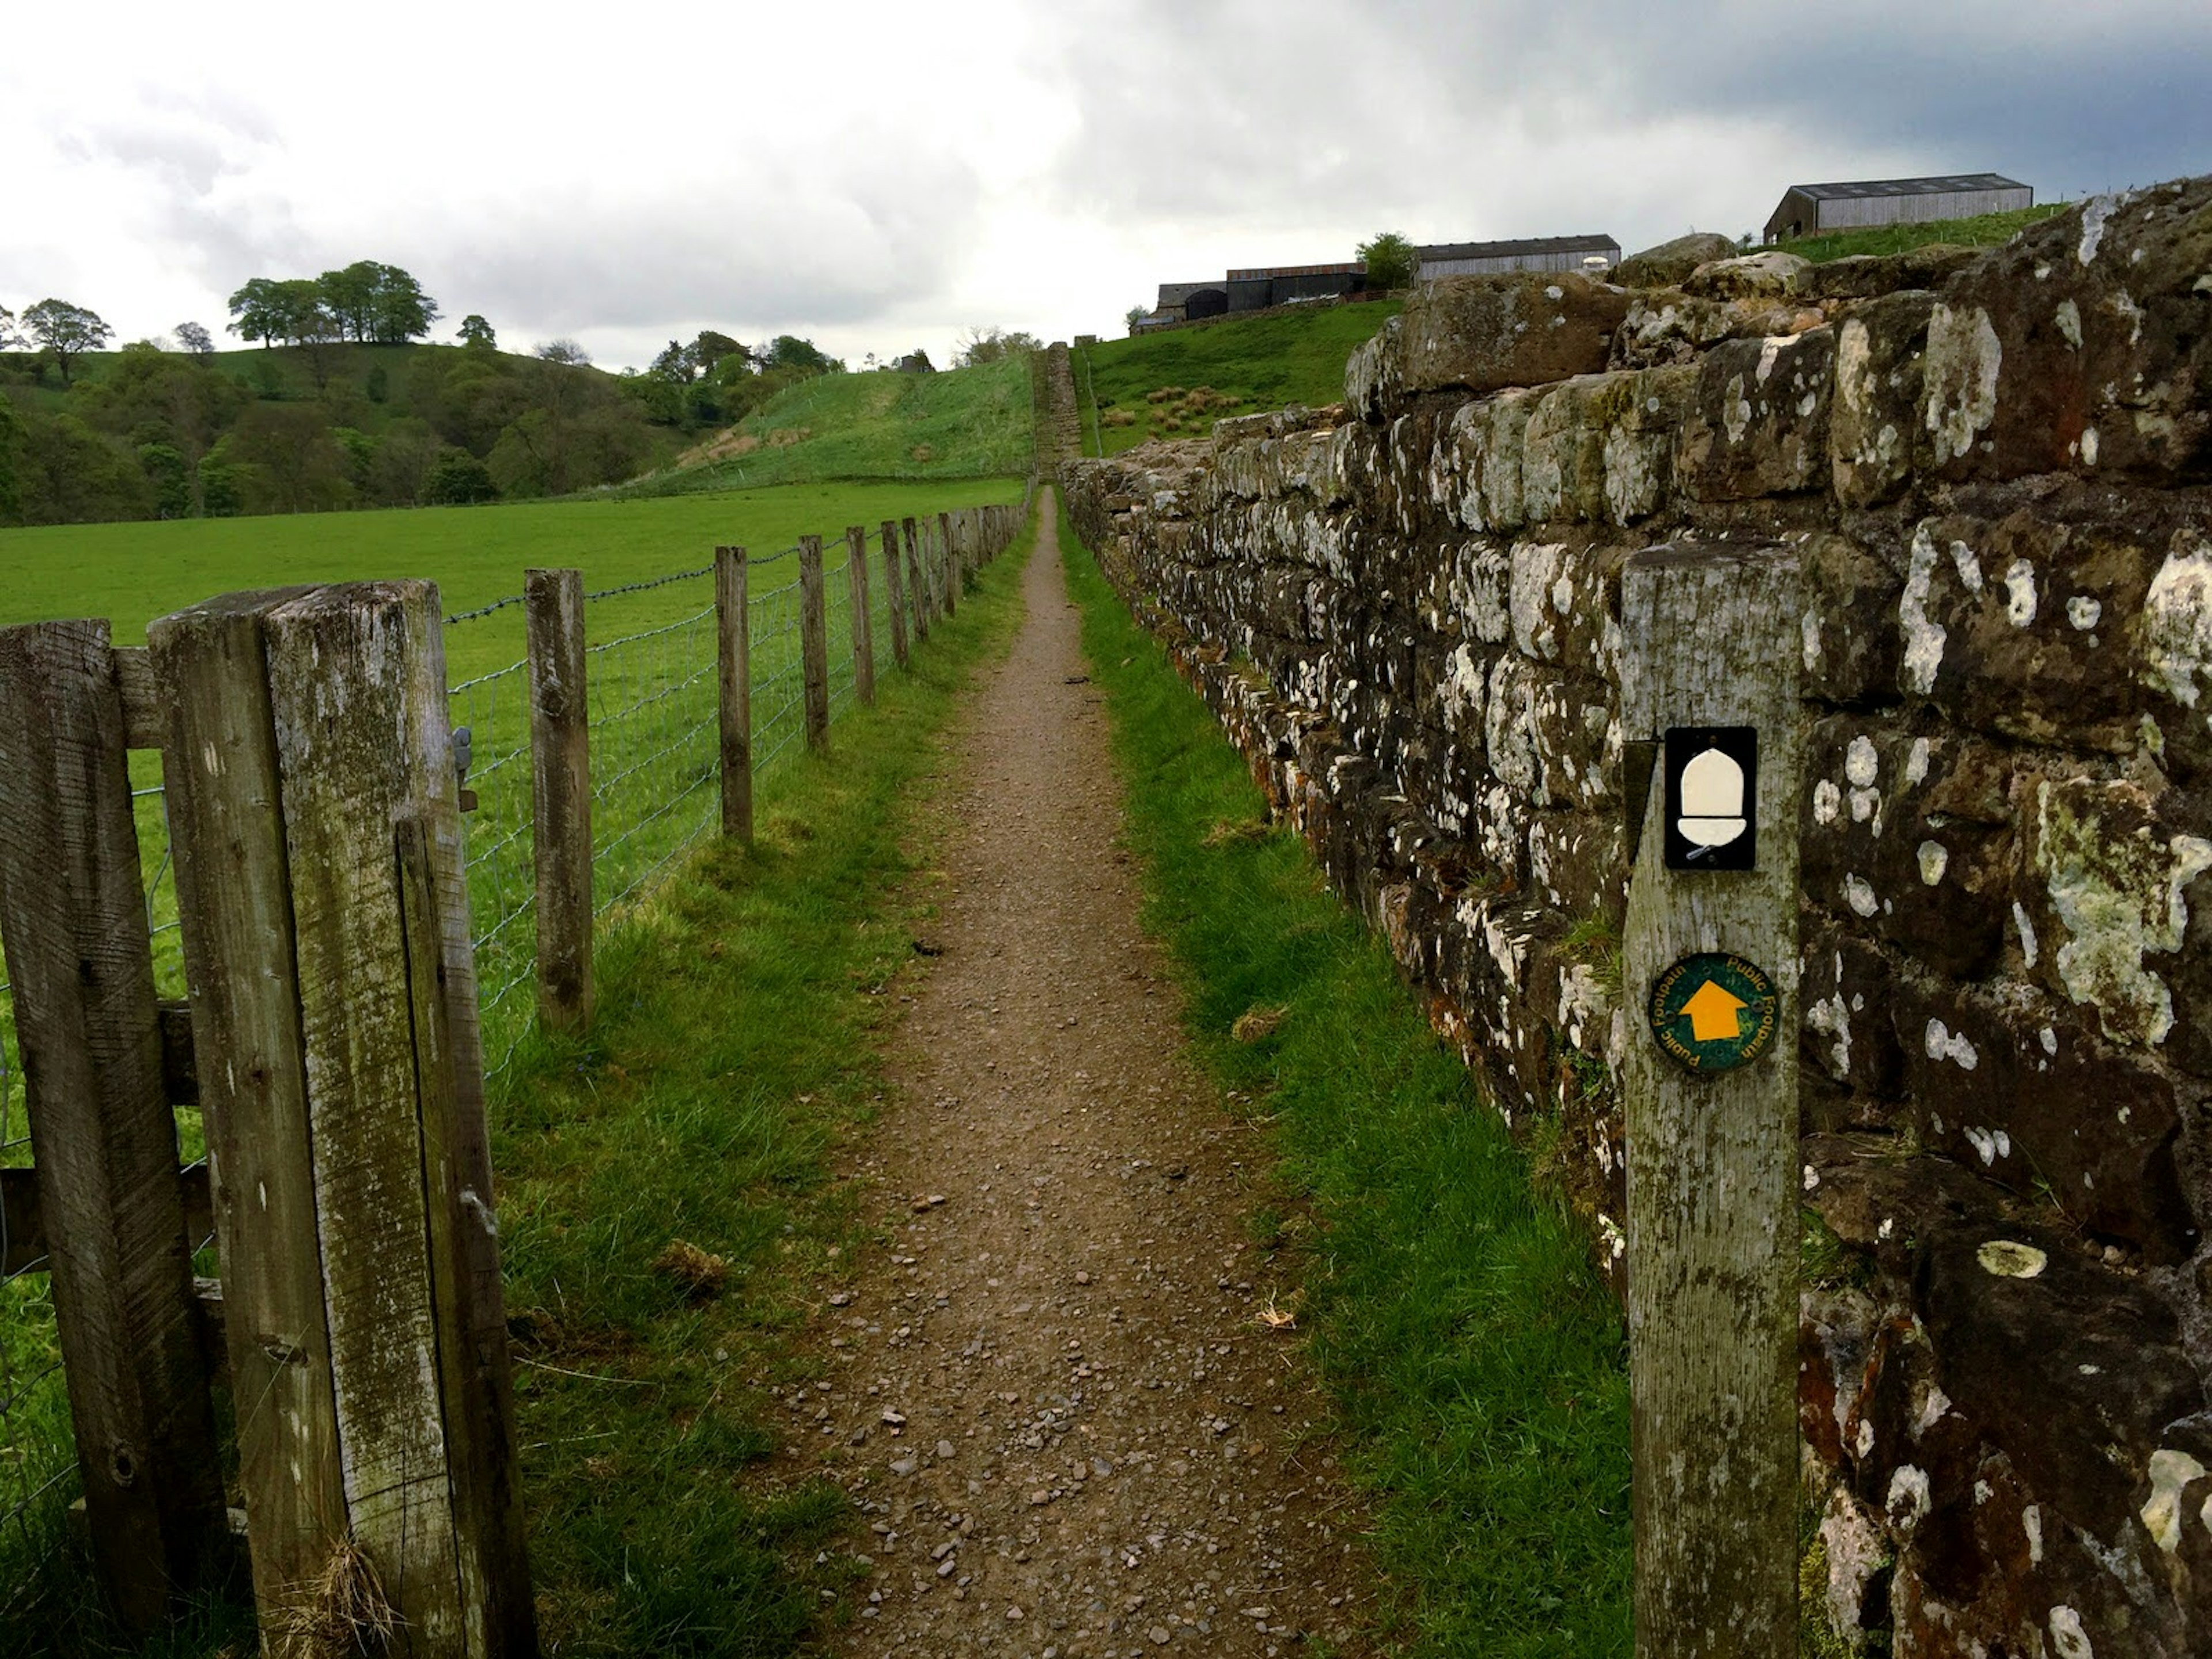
[
  {"x1": 176, "y1": 321, "x2": 215, "y2": 356},
  {"x1": 365, "y1": 263, "x2": 438, "y2": 343},
  {"x1": 0, "y1": 396, "x2": 22, "y2": 522},
  {"x1": 0, "y1": 306, "x2": 19, "y2": 351},
  {"x1": 692, "y1": 331, "x2": 747, "y2": 375},
  {"x1": 458, "y1": 314, "x2": 496, "y2": 349},
  {"x1": 1126, "y1": 305, "x2": 1149, "y2": 329},
  {"x1": 425, "y1": 446, "x2": 497, "y2": 504},
  {"x1": 227, "y1": 278, "x2": 289, "y2": 347},
  {"x1": 22, "y1": 299, "x2": 115, "y2": 385},
  {"x1": 955, "y1": 327, "x2": 1042, "y2": 368},
  {"x1": 649, "y1": 339, "x2": 698, "y2": 384},
  {"x1": 1357, "y1": 232, "x2": 1418, "y2": 291},
  {"x1": 319, "y1": 261, "x2": 381, "y2": 342},
  {"x1": 761, "y1": 334, "x2": 839, "y2": 375},
  {"x1": 535, "y1": 338, "x2": 590, "y2": 365}
]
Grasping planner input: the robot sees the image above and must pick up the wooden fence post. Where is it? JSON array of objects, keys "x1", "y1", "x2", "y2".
[
  {"x1": 716, "y1": 546, "x2": 752, "y2": 839},
  {"x1": 0, "y1": 620, "x2": 225, "y2": 1633},
  {"x1": 937, "y1": 513, "x2": 957, "y2": 618},
  {"x1": 846, "y1": 525, "x2": 875, "y2": 707},
  {"x1": 903, "y1": 517, "x2": 927, "y2": 645},
  {"x1": 526, "y1": 568, "x2": 592, "y2": 1032},
  {"x1": 262, "y1": 579, "x2": 532, "y2": 1656},
  {"x1": 150, "y1": 592, "x2": 347, "y2": 1628},
  {"x1": 879, "y1": 521, "x2": 910, "y2": 671},
  {"x1": 1620, "y1": 543, "x2": 1801, "y2": 1659},
  {"x1": 799, "y1": 535, "x2": 830, "y2": 751}
]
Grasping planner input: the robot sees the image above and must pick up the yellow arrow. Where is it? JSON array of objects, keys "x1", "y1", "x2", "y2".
[{"x1": 1681, "y1": 980, "x2": 1749, "y2": 1043}]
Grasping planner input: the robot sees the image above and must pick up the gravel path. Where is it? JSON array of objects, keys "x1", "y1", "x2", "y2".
[{"x1": 782, "y1": 494, "x2": 1378, "y2": 1657}]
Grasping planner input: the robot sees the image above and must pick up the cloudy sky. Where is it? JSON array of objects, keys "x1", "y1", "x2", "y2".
[{"x1": 5, "y1": 0, "x2": 2208, "y2": 374}]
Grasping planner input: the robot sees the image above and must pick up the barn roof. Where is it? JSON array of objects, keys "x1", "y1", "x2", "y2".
[
  {"x1": 1225, "y1": 262, "x2": 1365, "y2": 281},
  {"x1": 1416, "y1": 234, "x2": 1620, "y2": 260},
  {"x1": 1785, "y1": 173, "x2": 2028, "y2": 201}
]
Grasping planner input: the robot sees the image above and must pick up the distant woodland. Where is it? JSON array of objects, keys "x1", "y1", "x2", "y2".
[{"x1": 0, "y1": 262, "x2": 847, "y2": 527}]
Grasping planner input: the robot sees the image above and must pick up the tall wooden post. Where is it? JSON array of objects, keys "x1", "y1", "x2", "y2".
[
  {"x1": 527, "y1": 567, "x2": 592, "y2": 1032},
  {"x1": 151, "y1": 592, "x2": 347, "y2": 1628},
  {"x1": 158, "y1": 583, "x2": 535, "y2": 1656},
  {"x1": 1620, "y1": 543, "x2": 1801, "y2": 1659},
  {"x1": 0, "y1": 621, "x2": 224, "y2": 1633},
  {"x1": 846, "y1": 525, "x2": 876, "y2": 706},
  {"x1": 880, "y1": 521, "x2": 910, "y2": 671},
  {"x1": 903, "y1": 517, "x2": 929, "y2": 643},
  {"x1": 716, "y1": 546, "x2": 752, "y2": 839},
  {"x1": 799, "y1": 535, "x2": 830, "y2": 751},
  {"x1": 937, "y1": 513, "x2": 957, "y2": 618}
]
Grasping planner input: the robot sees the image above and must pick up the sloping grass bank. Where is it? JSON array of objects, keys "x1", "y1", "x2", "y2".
[{"x1": 1062, "y1": 508, "x2": 1631, "y2": 1656}]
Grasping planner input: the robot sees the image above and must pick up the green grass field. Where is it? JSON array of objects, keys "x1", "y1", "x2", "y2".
[
  {"x1": 0, "y1": 478, "x2": 1025, "y2": 1645},
  {"x1": 624, "y1": 357, "x2": 1035, "y2": 498},
  {"x1": 1078, "y1": 301, "x2": 1401, "y2": 456},
  {"x1": 1771, "y1": 201, "x2": 2067, "y2": 263},
  {"x1": 1064, "y1": 504, "x2": 1632, "y2": 1655}
]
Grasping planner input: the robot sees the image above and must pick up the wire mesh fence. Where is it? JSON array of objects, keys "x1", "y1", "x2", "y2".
[
  {"x1": 0, "y1": 756, "x2": 188, "y2": 1615},
  {"x1": 0, "y1": 495, "x2": 1024, "y2": 1615}
]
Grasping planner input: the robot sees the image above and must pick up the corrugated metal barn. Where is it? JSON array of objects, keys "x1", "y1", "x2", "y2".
[
  {"x1": 1763, "y1": 173, "x2": 2033, "y2": 242},
  {"x1": 1154, "y1": 281, "x2": 1213, "y2": 320},
  {"x1": 1225, "y1": 263, "x2": 1367, "y2": 311},
  {"x1": 1415, "y1": 234, "x2": 1622, "y2": 279}
]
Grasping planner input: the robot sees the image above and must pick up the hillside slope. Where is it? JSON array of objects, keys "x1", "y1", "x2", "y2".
[
  {"x1": 1076, "y1": 300, "x2": 1403, "y2": 456},
  {"x1": 624, "y1": 356, "x2": 1035, "y2": 496}
]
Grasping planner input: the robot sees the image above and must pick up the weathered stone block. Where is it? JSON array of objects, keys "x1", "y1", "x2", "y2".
[
  {"x1": 1806, "y1": 245, "x2": 1980, "y2": 302},
  {"x1": 2141, "y1": 524, "x2": 2212, "y2": 779},
  {"x1": 1608, "y1": 291, "x2": 1809, "y2": 372},
  {"x1": 1800, "y1": 919, "x2": 1907, "y2": 1120},
  {"x1": 1527, "y1": 809, "x2": 1624, "y2": 923},
  {"x1": 2017, "y1": 772, "x2": 2211, "y2": 1052},
  {"x1": 1614, "y1": 231, "x2": 1738, "y2": 290},
  {"x1": 1683, "y1": 249, "x2": 1813, "y2": 301},
  {"x1": 1396, "y1": 272, "x2": 1629, "y2": 397},
  {"x1": 1439, "y1": 389, "x2": 1535, "y2": 531},
  {"x1": 1802, "y1": 532, "x2": 1905, "y2": 705},
  {"x1": 1802, "y1": 720, "x2": 2016, "y2": 979},
  {"x1": 1520, "y1": 375, "x2": 1615, "y2": 524},
  {"x1": 1507, "y1": 537, "x2": 1626, "y2": 680},
  {"x1": 1919, "y1": 179, "x2": 2212, "y2": 484},
  {"x1": 1832, "y1": 290, "x2": 1936, "y2": 507},
  {"x1": 1601, "y1": 364, "x2": 1695, "y2": 525},
  {"x1": 1344, "y1": 313, "x2": 1403, "y2": 423},
  {"x1": 1895, "y1": 509, "x2": 2165, "y2": 749},
  {"x1": 1676, "y1": 328, "x2": 1836, "y2": 501},
  {"x1": 1892, "y1": 978, "x2": 2195, "y2": 1259},
  {"x1": 1529, "y1": 670, "x2": 1616, "y2": 812}
]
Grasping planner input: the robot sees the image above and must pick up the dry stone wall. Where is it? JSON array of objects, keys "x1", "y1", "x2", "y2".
[{"x1": 1063, "y1": 178, "x2": 2212, "y2": 1658}]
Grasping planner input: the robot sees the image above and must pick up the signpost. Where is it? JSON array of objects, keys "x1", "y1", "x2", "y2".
[{"x1": 1620, "y1": 543, "x2": 1801, "y2": 1659}]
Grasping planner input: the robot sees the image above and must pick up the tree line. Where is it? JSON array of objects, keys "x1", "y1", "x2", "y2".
[{"x1": 1, "y1": 267, "x2": 857, "y2": 527}]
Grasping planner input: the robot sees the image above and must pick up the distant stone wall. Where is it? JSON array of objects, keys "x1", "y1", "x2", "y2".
[{"x1": 1063, "y1": 179, "x2": 2212, "y2": 1657}]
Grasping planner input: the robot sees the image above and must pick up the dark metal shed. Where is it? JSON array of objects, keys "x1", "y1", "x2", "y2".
[{"x1": 1762, "y1": 173, "x2": 2033, "y2": 243}]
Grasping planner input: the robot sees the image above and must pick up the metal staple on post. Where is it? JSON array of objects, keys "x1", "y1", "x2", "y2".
[{"x1": 527, "y1": 567, "x2": 593, "y2": 1033}]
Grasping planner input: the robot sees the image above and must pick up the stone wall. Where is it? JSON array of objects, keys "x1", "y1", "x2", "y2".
[{"x1": 1062, "y1": 179, "x2": 2212, "y2": 1657}]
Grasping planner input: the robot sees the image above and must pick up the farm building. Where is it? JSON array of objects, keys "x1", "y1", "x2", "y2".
[
  {"x1": 1225, "y1": 263, "x2": 1367, "y2": 312},
  {"x1": 1762, "y1": 173, "x2": 2032, "y2": 242},
  {"x1": 1153, "y1": 281, "x2": 1218, "y2": 322},
  {"x1": 1415, "y1": 234, "x2": 1622, "y2": 279}
]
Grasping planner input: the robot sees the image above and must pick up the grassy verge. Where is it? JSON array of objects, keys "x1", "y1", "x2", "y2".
[
  {"x1": 1772, "y1": 202, "x2": 2067, "y2": 263},
  {"x1": 1060, "y1": 505, "x2": 1632, "y2": 1657},
  {"x1": 488, "y1": 506, "x2": 1033, "y2": 1654},
  {"x1": 1081, "y1": 302, "x2": 1401, "y2": 455},
  {"x1": 3, "y1": 505, "x2": 1035, "y2": 1657}
]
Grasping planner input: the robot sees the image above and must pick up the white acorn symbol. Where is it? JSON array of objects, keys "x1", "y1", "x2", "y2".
[{"x1": 1678, "y1": 746, "x2": 1747, "y2": 851}]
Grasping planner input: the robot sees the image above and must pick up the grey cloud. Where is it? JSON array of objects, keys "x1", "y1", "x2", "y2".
[{"x1": 1043, "y1": 0, "x2": 2212, "y2": 242}]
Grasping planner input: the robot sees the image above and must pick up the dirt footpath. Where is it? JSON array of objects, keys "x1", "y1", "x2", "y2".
[{"x1": 786, "y1": 495, "x2": 1377, "y2": 1657}]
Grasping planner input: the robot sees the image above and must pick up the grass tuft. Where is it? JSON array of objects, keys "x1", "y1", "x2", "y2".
[{"x1": 1063, "y1": 502, "x2": 1631, "y2": 1656}]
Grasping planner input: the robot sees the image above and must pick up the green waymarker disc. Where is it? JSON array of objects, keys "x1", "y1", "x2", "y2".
[{"x1": 1647, "y1": 952, "x2": 1779, "y2": 1073}]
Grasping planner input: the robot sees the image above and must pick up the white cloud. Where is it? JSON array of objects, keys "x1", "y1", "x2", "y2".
[{"x1": 2, "y1": 0, "x2": 2207, "y2": 370}]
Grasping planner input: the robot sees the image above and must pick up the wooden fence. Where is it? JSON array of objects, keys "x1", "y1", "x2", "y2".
[{"x1": 0, "y1": 496, "x2": 1026, "y2": 1645}]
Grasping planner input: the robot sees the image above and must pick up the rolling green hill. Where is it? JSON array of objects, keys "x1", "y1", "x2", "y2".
[
  {"x1": 621, "y1": 355, "x2": 1035, "y2": 497},
  {"x1": 1075, "y1": 300, "x2": 1403, "y2": 456}
]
